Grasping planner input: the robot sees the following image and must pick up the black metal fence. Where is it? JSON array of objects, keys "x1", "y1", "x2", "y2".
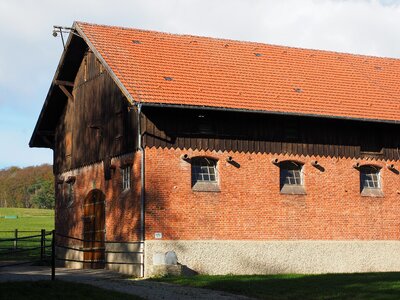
[
  {"x1": 0, "y1": 231, "x2": 144, "y2": 280},
  {"x1": 0, "y1": 229, "x2": 53, "y2": 268}
]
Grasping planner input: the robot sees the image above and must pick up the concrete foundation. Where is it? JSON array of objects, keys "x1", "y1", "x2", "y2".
[
  {"x1": 105, "y1": 242, "x2": 143, "y2": 276},
  {"x1": 151, "y1": 265, "x2": 183, "y2": 277},
  {"x1": 56, "y1": 246, "x2": 83, "y2": 269},
  {"x1": 144, "y1": 240, "x2": 400, "y2": 277},
  {"x1": 56, "y1": 243, "x2": 143, "y2": 276}
]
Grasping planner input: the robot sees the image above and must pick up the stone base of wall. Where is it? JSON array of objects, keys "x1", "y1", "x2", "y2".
[
  {"x1": 105, "y1": 242, "x2": 143, "y2": 276},
  {"x1": 56, "y1": 247, "x2": 83, "y2": 269},
  {"x1": 144, "y1": 240, "x2": 400, "y2": 277},
  {"x1": 56, "y1": 243, "x2": 142, "y2": 276}
]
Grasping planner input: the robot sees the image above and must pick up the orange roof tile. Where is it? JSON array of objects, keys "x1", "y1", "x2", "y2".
[{"x1": 76, "y1": 22, "x2": 400, "y2": 123}]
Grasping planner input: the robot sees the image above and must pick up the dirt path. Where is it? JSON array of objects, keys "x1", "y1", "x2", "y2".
[{"x1": 0, "y1": 265, "x2": 253, "y2": 300}]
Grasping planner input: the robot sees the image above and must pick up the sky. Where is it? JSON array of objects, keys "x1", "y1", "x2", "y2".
[{"x1": 0, "y1": 0, "x2": 400, "y2": 169}]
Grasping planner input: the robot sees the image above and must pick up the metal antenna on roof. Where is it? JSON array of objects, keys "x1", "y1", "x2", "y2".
[{"x1": 52, "y1": 25, "x2": 80, "y2": 50}]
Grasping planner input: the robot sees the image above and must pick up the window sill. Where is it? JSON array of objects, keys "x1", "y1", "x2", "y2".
[
  {"x1": 192, "y1": 182, "x2": 220, "y2": 192},
  {"x1": 121, "y1": 188, "x2": 131, "y2": 194},
  {"x1": 361, "y1": 188, "x2": 384, "y2": 197},
  {"x1": 280, "y1": 185, "x2": 306, "y2": 195}
]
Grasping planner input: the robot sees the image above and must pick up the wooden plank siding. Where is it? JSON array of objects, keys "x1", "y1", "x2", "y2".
[
  {"x1": 141, "y1": 107, "x2": 400, "y2": 161},
  {"x1": 54, "y1": 51, "x2": 137, "y2": 173}
]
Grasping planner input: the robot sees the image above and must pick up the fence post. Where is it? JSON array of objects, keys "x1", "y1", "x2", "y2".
[
  {"x1": 51, "y1": 230, "x2": 55, "y2": 281},
  {"x1": 14, "y1": 229, "x2": 18, "y2": 250},
  {"x1": 41, "y1": 229, "x2": 45, "y2": 261}
]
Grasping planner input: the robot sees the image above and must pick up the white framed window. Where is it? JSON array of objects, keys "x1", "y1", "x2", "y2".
[
  {"x1": 191, "y1": 157, "x2": 219, "y2": 192},
  {"x1": 279, "y1": 161, "x2": 306, "y2": 194},
  {"x1": 360, "y1": 165, "x2": 382, "y2": 197},
  {"x1": 121, "y1": 165, "x2": 131, "y2": 191}
]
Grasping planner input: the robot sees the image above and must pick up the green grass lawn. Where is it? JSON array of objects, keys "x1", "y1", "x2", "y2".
[
  {"x1": 0, "y1": 208, "x2": 54, "y2": 261},
  {"x1": 0, "y1": 207, "x2": 54, "y2": 232},
  {"x1": 154, "y1": 272, "x2": 400, "y2": 299},
  {"x1": 0, "y1": 281, "x2": 142, "y2": 300}
]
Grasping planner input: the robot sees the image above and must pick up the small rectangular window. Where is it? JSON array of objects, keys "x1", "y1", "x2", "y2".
[
  {"x1": 66, "y1": 183, "x2": 74, "y2": 208},
  {"x1": 361, "y1": 172, "x2": 380, "y2": 189},
  {"x1": 279, "y1": 161, "x2": 306, "y2": 195},
  {"x1": 191, "y1": 157, "x2": 219, "y2": 192},
  {"x1": 360, "y1": 165, "x2": 383, "y2": 197},
  {"x1": 281, "y1": 168, "x2": 302, "y2": 186},
  {"x1": 122, "y1": 165, "x2": 131, "y2": 191},
  {"x1": 192, "y1": 164, "x2": 217, "y2": 182}
]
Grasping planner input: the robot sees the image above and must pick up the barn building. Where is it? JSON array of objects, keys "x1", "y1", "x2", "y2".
[{"x1": 30, "y1": 22, "x2": 400, "y2": 277}]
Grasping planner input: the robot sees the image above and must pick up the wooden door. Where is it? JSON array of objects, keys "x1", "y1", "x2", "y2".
[{"x1": 83, "y1": 189, "x2": 105, "y2": 269}]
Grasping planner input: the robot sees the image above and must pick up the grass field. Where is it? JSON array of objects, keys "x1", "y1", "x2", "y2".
[
  {"x1": 154, "y1": 273, "x2": 400, "y2": 299},
  {"x1": 0, "y1": 281, "x2": 142, "y2": 300},
  {"x1": 0, "y1": 208, "x2": 54, "y2": 232},
  {"x1": 0, "y1": 208, "x2": 54, "y2": 261}
]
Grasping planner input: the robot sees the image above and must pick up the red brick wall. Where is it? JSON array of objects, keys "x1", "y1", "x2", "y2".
[
  {"x1": 55, "y1": 152, "x2": 141, "y2": 245},
  {"x1": 145, "y1": 147, "x2": 400, "y2": 241},
  {"x1": 55, "y1": 147, "x2": 400, "y2": 244}
]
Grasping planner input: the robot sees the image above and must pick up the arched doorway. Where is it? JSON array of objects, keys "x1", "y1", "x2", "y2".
[{"x1": 83, "y1": 189, "x2": 105, "y2": 269}]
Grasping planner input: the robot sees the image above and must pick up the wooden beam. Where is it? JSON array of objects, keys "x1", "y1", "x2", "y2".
[
  {"x1": 54, "y1": 80, "x2": 74, "y2": 87},
  {"x1": 58, "y1": 85, "x2": 74, "y2": 101}
]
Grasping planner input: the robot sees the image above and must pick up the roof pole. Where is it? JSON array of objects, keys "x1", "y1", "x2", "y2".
[{"x1": 137, "y1": 103, "x2": 145, "y2": 277}]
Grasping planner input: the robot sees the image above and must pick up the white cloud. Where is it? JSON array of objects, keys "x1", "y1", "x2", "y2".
[{"x1": 0, "y1": 0, "x2": 400, "y2": 167}]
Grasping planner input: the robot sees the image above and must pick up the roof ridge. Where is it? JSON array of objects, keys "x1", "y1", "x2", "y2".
[{"x1": 75, "y1": 21, "x2": 400, "y2": 61}]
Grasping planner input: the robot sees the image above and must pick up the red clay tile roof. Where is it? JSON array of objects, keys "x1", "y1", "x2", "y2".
[{"x1": 76, "y1": 22, "x2": 400, "y2": 123}]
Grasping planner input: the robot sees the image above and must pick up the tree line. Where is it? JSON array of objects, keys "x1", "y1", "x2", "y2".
[{"x1": 0, "y1": 164, "x2": 54, "y2": 209}]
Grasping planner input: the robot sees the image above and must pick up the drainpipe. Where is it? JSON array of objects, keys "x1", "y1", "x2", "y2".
[{"x1": 137, "y1": 103, "x2": 145, "y2": 277}]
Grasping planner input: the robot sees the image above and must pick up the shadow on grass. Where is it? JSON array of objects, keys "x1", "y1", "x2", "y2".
[
  {"x1": 153, "y1": 272, "x2": 400, "y2": 299},
  {"x1": 0, "y1": 280, "x2": 143, "y2": 300}
]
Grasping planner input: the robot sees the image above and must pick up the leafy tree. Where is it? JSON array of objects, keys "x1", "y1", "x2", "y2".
[
  {"x1": 30, "y1": 179, "x2": 55, "y2": 209},
  {"x1": 0, "y1": 164, "x2": 54, "y2": 208}
]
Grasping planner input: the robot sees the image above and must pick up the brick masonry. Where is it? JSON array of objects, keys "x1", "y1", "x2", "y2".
[
  {"x1": 145, "y1": 147, "x2": 400, "y2": 241},
  {"x1": 55, "y1": 146, "x2": 400, "y2": 275}
]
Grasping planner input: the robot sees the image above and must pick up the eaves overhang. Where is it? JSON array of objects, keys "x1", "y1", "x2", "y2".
[{"x1": 138, "y1": 102, "x2": 400, "y2": 125}]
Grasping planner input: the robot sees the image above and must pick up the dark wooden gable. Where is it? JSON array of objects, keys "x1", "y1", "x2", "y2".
[
  {"x1": 30, "y1": 34, "x2": 88, "y2": 148},
  {"x1": 54, "y1": 50, "x2": 137, "y2": 173}
]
